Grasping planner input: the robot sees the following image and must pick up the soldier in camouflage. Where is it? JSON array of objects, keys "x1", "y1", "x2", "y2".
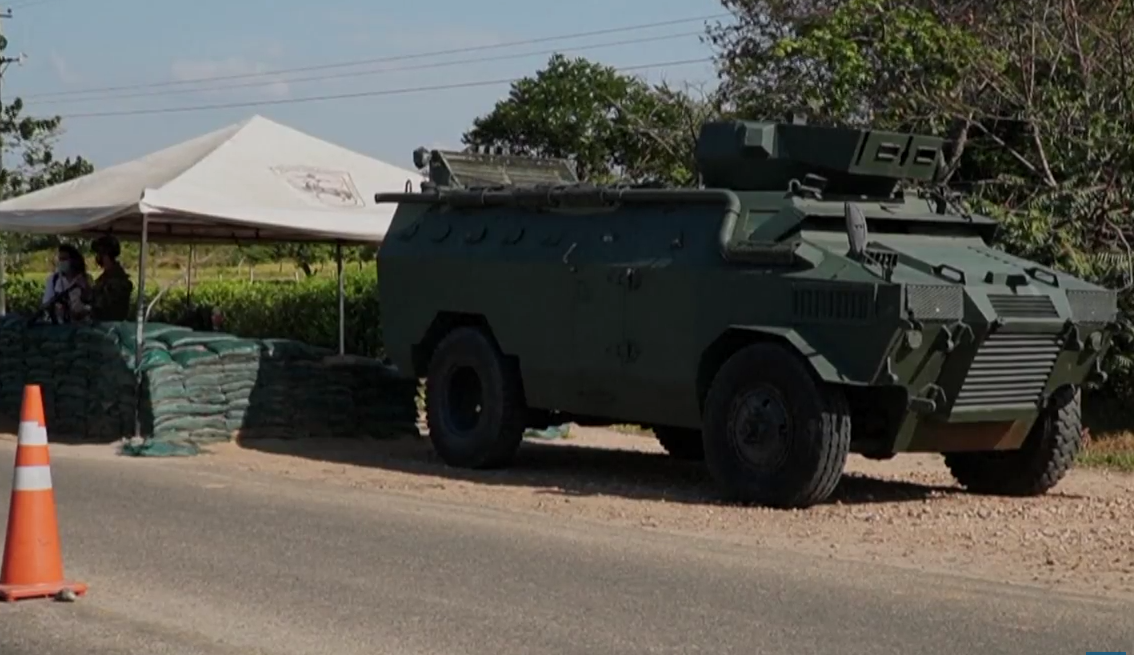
[{"x1": 85, "y1": 235, "x2": 135, "y2": 322}]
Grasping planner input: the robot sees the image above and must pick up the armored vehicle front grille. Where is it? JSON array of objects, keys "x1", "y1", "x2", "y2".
[
  {"x1": 988, "y1": 294, "x2": 1058, "y2": 318},
  {"x1": 1067, "y1": 290, "x2": 1118, "y2": 323},
  {"x1": 791, "y1": 287, "x2": 873, "y2": 322},
  {"x1": 905, "y1": 284, "x2": 963, "y2": 320},
  {"x1": 953, "y1": 332, "x2": 1061, "y2": 410}
]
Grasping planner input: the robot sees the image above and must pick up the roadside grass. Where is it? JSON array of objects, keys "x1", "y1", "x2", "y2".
[
  {"x1": 1080, "y1": 400, "x2": 1134, "y2": 472},
  {"x1": 1079, "y1": 431, "x2": 1134, "y2": 472}
]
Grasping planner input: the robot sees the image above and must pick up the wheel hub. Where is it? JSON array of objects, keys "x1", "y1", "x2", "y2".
[
  {"x1": 727, "y1": 385, "x2": 791, "y2": 470},
  {"x1": 444, "y1": 365, "x2": 484, "y2": 434}
]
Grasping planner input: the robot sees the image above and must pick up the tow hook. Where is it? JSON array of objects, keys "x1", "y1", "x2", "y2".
[{"x1": 909, "y1": 384, "x2": 947, "y2": 414}]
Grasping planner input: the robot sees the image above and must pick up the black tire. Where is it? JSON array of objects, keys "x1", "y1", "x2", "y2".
[
  {"x1": 944, "y1": 385, "x2": 1082, "y2": 496},
  {"x1": 653, "y1": 427, "x2": 704, "y2": 461},
  {"x1": 702, "y1": 343, "x2": 851, "y2": 508},
  {"x1": 424, "y1": 326, "x2": 527, "y2": 469}
]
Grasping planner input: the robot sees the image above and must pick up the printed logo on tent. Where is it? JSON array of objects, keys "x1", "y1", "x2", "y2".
[{"x1": 272, "y1": 166, "x2": 364, "y2": 208}]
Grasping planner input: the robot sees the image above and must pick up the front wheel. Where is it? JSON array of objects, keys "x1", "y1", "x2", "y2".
[
  {"x1": 944, "y1": 385, "x2": 1082, "y2": 496},
  {"x1": 424, "y1": 326, "x2": 527, "y2": 469},
  {"x1": 702, "y1": 343, "x2": 851, "y2": 508}
]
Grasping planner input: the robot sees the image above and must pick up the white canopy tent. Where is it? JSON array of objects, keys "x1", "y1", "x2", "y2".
[
  {"x1": 0, "y1": 113, "x2": 420, "y2": 241},
  {"x1": 0, "y1": 114, "x2": 424, "y2": 356}
]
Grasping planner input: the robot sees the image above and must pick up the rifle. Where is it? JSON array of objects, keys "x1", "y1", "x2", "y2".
[{"x1": 26, "y1": 276, "x2": 89, "y2": 327}]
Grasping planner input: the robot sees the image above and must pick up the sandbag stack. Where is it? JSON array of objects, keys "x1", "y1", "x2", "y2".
[
  {"x1": 0, "y1": 319, "x2": 419, "y2": 453},
  {"x1": 0, "y1": 318, "x2": 136, "y2": 440}
]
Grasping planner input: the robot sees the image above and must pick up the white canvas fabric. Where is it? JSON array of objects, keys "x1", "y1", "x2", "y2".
[{"x1": 0, "y1": 115, "x2": 423, "y2": 243}]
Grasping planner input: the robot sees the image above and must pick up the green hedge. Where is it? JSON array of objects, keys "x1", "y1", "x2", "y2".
[{"x1": 1, "y1": 268, "x2": 383, "y2": 357}]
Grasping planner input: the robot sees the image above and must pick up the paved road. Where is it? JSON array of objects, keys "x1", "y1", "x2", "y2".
[{"x1": 1, "y1": 443, "x2": 1132, "y2": 655}]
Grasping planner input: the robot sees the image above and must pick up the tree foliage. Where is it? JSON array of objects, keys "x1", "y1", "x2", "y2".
[
  {"x1": 463, "y1": 54, "x2": 718, "y2": 186},
  {"x1": 706, "y1": 0, "x2": 1134, "y2": 394},
  {"x1": 0, "y1": 96, "x2": 95, "y2": 279},
  {"x1": 0, "y1": 98, "x2": 93, "y2": 198}
]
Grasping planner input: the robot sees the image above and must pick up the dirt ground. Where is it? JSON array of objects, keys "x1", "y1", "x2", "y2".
[
  {"x1": 175, "y1": 426, "x2": 1134, "y2": 599},
  {"x1": 5, "y1": 426, "x2": 1132, "y2": 599}
]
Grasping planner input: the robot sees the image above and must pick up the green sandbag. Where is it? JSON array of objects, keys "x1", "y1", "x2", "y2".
[
  {"x1": 152, "y1": 401, "x2": 222, "y2": 418},
  {"x1": 221, "y1": 378, "x2": 255, "y2": 393},
  {"x1": 186, "y1": 429, "x2": 232, "y2": 443},
  {"x1": 149, "y1": 382, "x2": 187, "y2": 402},
  {"x1": 223, "y1": 390, "x2": 253, "y2": 404},
  {"x1": 32, "y1": 326, "x2": 75, "y2": 342},
  {"x1": 166, "y1": 332, "x2": 235, "y2": 349},
  {"x1": 146, "y1": 366, "x2": 184, "y2": 385},
  {"x1": 184, "y1": 373, "x2": 225, "y2": 390},
  {"x1": 153, "y1": 415, "x2": 225, "y2": 433},
  {"x1": 139, "y1": 349, "x2": 174, "y2": 372},
  {"x1": 188, "y1": 390, "x2": 226, "y2": 405},
  {"x1": 225, "y1": 399, "x2": 251, "y2": 412},
  {"x1": 170, "y1": 347, "x2": 220, "y2": 368},
  {"x1": 208, "y1": 339, "x2": 261, "y2": 357}
]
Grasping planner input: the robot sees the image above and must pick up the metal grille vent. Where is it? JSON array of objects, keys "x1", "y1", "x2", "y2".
[
  {"x1": 953, "y1": 332, "x2": 1061, "y2": 411},
  {"x1": 988, "y1": 294, "x2": 1058, "y2": 318},
  {"x1": 1067, "y1": 290, "x2": 1118, "y2": 323},
  {"x1": 792, "y1": 287, "x2": 873, "y2": 322},
  {"x1": 906, "y1": 284, "x2": 963, "y2": 320}
]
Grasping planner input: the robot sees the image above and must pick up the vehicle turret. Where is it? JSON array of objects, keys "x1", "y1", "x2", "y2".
[
  {"x1": 694, "y1": 120, "x2": 944, "y2": 197},
  {"x1": 412, "y1": 146, "x2": 579, "y2": 190}
]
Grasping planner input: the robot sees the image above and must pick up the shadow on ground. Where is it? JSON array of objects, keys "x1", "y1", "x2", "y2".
[{"x1": 238, "y1": 433, "x2": 980, "y2": 507}]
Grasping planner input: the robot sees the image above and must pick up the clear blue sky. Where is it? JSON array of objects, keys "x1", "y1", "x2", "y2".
[{"x1": 3, "y1": 0, "x2": 725, "y2": 171}]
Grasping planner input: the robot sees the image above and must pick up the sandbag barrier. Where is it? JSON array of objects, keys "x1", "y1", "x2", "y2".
[{"x1": 0, "y1": 318, "x2": 419, "y2": 456}]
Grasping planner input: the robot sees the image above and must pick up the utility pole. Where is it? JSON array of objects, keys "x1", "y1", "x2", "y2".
[{"x1": 0, "y1": 7, "x2": 25, "y2": 316}]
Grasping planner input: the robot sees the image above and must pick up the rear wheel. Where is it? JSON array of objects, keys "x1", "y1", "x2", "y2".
[
  {"x1": 653, "y1": 427, "x2": 704, "y2": 461},
  {"x1": 702, "y1": 343, "x2": 851, "y2": 508},
  {"x1": 944, "y1": 385, "x2": 1082, "y2": 496},
  {"x1": 424, "y1": 327, "x2": 526, "y2": 469}
]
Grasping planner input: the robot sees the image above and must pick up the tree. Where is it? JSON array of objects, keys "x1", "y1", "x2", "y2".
[
  {"x1": 0, "y1": 95, "x2": 94, "y2": 313},
  {"x1": 1, "y1": 97, "x2": 92, "y2": 199},
  {"x1": 463, "y1": 54, "x2": 718, "y2": 186},
  {"x1": 706, "y1": 0, "x2": 1134, "y2": 394}
]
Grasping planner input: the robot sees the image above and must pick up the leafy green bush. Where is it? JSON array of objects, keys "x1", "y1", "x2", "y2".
[{"x1": 1, "y1": 268, "x2": 383, "y2": 357}]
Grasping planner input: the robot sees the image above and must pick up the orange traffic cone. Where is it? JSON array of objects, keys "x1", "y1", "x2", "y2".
[{"x1": 0, "y1": 384, "x2": 88, "y2": 601}]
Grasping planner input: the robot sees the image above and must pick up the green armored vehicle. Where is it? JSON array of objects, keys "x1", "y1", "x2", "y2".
[{"x1": 374, "y1": 121, "x2": 1117, "y2": 508}]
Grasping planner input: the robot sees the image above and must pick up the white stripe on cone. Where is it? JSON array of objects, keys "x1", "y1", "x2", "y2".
[
  {"x1": 17, "y1": 421, "x2": 48, "y2": 446},
  {"x1": 13, "y1": 465, "x2": 53, "y2": 491}
]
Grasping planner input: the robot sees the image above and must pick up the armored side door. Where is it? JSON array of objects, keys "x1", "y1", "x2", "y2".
[
  {"x1": 561, "y1": 212, "x2": 630, "y2": 417},
  {"x1": 617, "y1": 207, "x2": 701, "y2": 427}
]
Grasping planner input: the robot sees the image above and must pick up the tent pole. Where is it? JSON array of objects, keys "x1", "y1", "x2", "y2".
[
  {"x1": 187, "y1": 243, "x2": 194, "y2": 306},
  {"x1": 0, "y1": 241, "x2": 6, "y2": 316},
  {"x1": 336, "y1": 241, "x2": 344, "y2": 355},
  {"x1": 133, "y1": 217, "x2": 149, "y2": 442}
]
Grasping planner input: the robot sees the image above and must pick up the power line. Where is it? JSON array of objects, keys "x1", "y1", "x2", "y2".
[
  {"x1": 8, "y1": 0, "x2": 72, "y2": 8},
  {"x1": 61, "y1": 56, "x2": 714, "y2": 119},
  {"x1": 35, "y1": 31, "x2": 703, "y2": 105},
  {"x1": 25, "y1": 13, "x2": 729, "y2": 100}
]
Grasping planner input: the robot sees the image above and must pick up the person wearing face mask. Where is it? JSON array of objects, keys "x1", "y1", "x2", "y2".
[
  {"x1": 40, "y1": 243, "x2": 94, "y2": 324},
  {"x1": 85, "y1": 235, "x2": 134, "y2": 322}
]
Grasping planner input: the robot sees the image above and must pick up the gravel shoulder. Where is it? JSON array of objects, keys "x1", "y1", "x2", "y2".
[{"x1": 5, "y1": 426, "x2": 1133, "y2": 600}]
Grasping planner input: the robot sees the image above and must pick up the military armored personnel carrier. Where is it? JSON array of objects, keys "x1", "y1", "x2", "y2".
[{"x1": 374, "y1": 123, "x2": 1117, "y2": 508}]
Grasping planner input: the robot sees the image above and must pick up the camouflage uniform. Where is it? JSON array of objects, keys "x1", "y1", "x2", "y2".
[{"x1": 89, "y1": 262, "x2": 134, "y2": 322}]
